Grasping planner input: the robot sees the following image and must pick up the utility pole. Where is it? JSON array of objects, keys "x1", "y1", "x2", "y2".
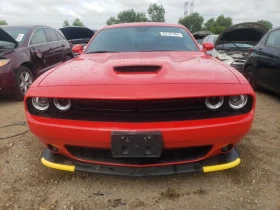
[
  {"x1": 190, "y1": 0, "x2": 195, "y2": 14},
  {"x1": 184, "y1": 2, "x2": 189, "y2": 17}
]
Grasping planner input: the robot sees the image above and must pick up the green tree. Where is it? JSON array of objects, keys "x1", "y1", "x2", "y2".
[
  {"x1": 178, "y1": 13, "x2": 204, "y2": 33},
  {"x1": 209, "y1": 25, "x2": 226, "y2": 34},
  {"x1": 106, "y1": 17, "x2": 120, "y2": 25},
  {"x1": 215, "y1": 15, "x2": 232, "y2": 28},
  {"x1": 106, "y1": 9, "x2": 148, "y2": 25},
  {"x1": 204, "y1": 18, "x2": 215, "y2": 31},
  {"x1": 148, "y1": 3, "x2": 165, "y2": 22},
  {"x1": 203, "y1": 15, "x2": 233, "y2": 34},
  {"x1": 72, "y1": 18, "x2": 84, "y2": 27},
  {"x1": 257, "y1": 20, "x2": 273, "y2": 30},
  {"x1": 63, "y1": 20, "x2": 70, "y2": 27},
  {"x1": 0, "y1": 20, "x2": 8, "y2": 25}
]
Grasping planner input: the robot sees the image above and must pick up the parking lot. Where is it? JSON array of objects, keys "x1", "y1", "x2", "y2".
[{"x1": 0, "y1": 90, "x2": 279, "y2": 210}]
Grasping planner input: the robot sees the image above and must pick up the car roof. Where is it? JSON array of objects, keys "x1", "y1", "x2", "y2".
[
  {"x1": 103, "y1": 22, "x2": 185, "y2": 30},
  {"x1": 0, "y1": 25, "x2": 55, "y2": 31}
]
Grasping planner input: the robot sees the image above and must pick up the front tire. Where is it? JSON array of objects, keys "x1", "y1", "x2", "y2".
[
  {"x1": 14, "y1": 66, "x2": 34, "y2": 101},
  {"x1": 244, "y1": 66, "x2": 259, "y2": 90}
]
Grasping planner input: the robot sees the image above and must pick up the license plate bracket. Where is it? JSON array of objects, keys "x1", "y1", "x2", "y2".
[{"x1": 111, "y1": 132, "x2": 163, "y2": 158}]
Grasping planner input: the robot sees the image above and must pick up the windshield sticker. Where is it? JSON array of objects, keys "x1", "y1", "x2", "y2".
[
  {"x1": 160, "y1": 32, "x2": 183, "y2": 37},
  {"x1": 16, "y1": 34, "x2": 24, "y2": 42}
]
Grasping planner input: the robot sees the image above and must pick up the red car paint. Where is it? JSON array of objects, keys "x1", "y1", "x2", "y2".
[{"x1": 25, "y1": 22, "x2": 255, "y2": 169}]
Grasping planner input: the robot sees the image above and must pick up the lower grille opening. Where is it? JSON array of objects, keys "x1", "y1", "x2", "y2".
[{"x1": 65, "y1": 145, "x2": 212, "y2": 165}]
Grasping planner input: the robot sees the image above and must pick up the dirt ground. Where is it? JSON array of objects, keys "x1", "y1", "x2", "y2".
[{"x1": 0, "y1": 90, "x2": 279, "y2": 210}]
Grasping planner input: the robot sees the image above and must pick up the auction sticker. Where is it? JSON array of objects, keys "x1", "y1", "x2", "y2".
[
  {"x1": 160, "y1": 32, "x2": 183, "y2": 37},
  {"x1": 16, "y1": 34, "x2": 24, "y2": 42}
]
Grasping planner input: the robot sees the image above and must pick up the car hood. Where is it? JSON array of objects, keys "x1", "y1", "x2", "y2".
[
  {"x1": 0, "y1": 28, "x2": 18, "y2": 47},
  {"x1": 215, "y1": 22, "x2": 268, "y2": 47},
  {"x1": 59, "y1": 27, "x2": 94, "y2": 41},
  {"x1": 39, "y1": 52, "x2": 240, "y2": 87}
]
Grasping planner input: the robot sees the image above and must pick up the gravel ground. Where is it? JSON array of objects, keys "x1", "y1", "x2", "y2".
[{"x1": 0, "y1": 91, "x2": 279, "y2": 210}]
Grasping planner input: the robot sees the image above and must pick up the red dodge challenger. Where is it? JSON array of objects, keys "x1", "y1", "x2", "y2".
[{"x1": 25, "y1": 23, "x2": 255, "y2": 176}]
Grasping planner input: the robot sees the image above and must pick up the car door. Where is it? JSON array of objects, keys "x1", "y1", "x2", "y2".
[
  {"x1": 257, "y1": 29, "x2": 280, "y2": 91},
  {"x1": 44, "y1": 28, "x2": 64, "y2": 65},
  {"x1": 29, "y1": 28, "x2": 54, "y2": 76},
  {"x1": 55, "y1": 30, "x2": 70, "y2": 59}
]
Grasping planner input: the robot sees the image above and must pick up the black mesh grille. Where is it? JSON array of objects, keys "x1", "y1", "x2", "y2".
[
  {"x1": 73, "y1": 98, "x2": 202, "y2": 112},
  {"x1": 65, "y1": 145, "x2": 212, "y2": 165}
]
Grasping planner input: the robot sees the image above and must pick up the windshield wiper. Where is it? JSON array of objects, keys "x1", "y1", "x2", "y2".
[
  {"x1": 222, "y1": 40, "x2": 240, "y2": 49},
  {"x1": 87, "y1": 51, "x2": 119, "y2": 54}
]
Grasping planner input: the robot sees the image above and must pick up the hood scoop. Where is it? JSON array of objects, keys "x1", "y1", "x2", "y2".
[{"x1": 114, "y1": 65, "x2": 161, "y2": 73}]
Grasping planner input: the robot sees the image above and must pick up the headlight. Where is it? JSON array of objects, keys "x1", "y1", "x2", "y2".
[
  {"x1": 216, "y1": 53, "x2": 232, "y2": 61},
  {"x1": 229, "y1": 95, "x2": 248, "y2": 110},
  {"x1": 205, "y1": 96, "x2": 224, "y2": 110},
  {"x1": 54, "y1": 98, "x2": 71, "y2": 111},
  {"x1": 32, "y1": 97, "x2": 49, "y2": 111},
  {"x1": 0, "y1": 59, "x2": 10, "y2": 67}
]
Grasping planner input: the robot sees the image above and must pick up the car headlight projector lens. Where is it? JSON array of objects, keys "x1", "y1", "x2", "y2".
[
  {"x1": 32, "y1": 97, "x2": 49, "y2": 111},
  {"x1": 229, "y1": 95, "x2": 248, "y2": 110},
  {"x1": 54, "y1": 98, "x2": 71, "y2": 111},
  {"x1": 205, "y1": 96, "x2": 224, "y2": 110}
]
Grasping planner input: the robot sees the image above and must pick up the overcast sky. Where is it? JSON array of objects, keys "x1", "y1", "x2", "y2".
[{"x1": 1, "y1": 0, "x2": 279, "y2": 30}]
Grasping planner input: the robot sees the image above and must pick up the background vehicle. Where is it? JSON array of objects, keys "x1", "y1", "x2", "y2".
[
  {"x1": 59, "y1": 26, "x2": 95, "y2": 56},
  {"x1": 199, "y1": 35, "x2": 218, "y2": 56},
  {"x1": 59, "y1": 27, "x2": 94, "y2": 46},
  {"x1": 214, "y1": 22, "x2": 268, "y2": 72},
  {"x1": 193, "y1": 31, "x2": 212, "y2": 44},
  {"x1": 243, "y1": 27, "x2": 280, "y2": 94},
  {"x1": 0, "y1": 25, "x2": 73, "y2": 100}
]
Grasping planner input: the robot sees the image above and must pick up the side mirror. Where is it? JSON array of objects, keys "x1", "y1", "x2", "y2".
[
  {"x1": 72, "y1": 44, "x2": 83, "y2": 55},
  {"x1": 202, "y1": 42, "x2": 214, "y2": 53}
]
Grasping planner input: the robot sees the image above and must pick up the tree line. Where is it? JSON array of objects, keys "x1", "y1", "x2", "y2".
[
  {"x1": 104, "y1": 3, "x2": 273, "y2": 34},
  {"x1": 62, "y1": 18, "x2": 84, "y2": 27},
  {"x1": 0, "y1": 4, "x2": 274, "y2": 33}
]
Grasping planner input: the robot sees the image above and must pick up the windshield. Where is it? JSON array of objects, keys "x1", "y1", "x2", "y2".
[
  {"x1": 216, "y1": 43, "x2": 253, "y2": 50},
  {"x1": 85, "y1": 26, "x2": 199, "y2": 53},
  {"x1": 0, "y1": 27, "x2": 29, "y2": 48}
]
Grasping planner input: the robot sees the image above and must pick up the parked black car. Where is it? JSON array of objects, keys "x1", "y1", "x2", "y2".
[
  {"x1": 0, "y1": 25, "x2": 73, "y2": 100},
  {"x1": 59, "y1": 26, "x2": 95, "y2": 47},
  {"x1": 193, "y1": 31, "x2": 212, "y2": 44},
  {"x1": 243, "y1": 27, "x2": 280, "y2": 94}
]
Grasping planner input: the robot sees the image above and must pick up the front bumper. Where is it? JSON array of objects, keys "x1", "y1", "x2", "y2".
[
  {"x1": 27, "y1": 111, "x2": 253, "y2": 166},
  {"x1": 42, "y1": 147, "x2": 241, "y2": 176}
]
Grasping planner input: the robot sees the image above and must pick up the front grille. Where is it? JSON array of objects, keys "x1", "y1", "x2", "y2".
[
  {"x1": 73, "y1": 98, "x2": 202, "y2": 112},
  {"x1": 66, "y1": 145, "x2": 212, "y2": 165},
  {"x1": 27, "y1": 96, "x2": 254, "y2": 122}
]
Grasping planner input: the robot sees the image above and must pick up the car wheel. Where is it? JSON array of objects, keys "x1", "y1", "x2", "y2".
[
  {"x1": 244, "y1": 66, "x2": 258, "y2": 90},
  {"x1": 14, "y1": 66, "x2": 34, "y2": 101}
]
